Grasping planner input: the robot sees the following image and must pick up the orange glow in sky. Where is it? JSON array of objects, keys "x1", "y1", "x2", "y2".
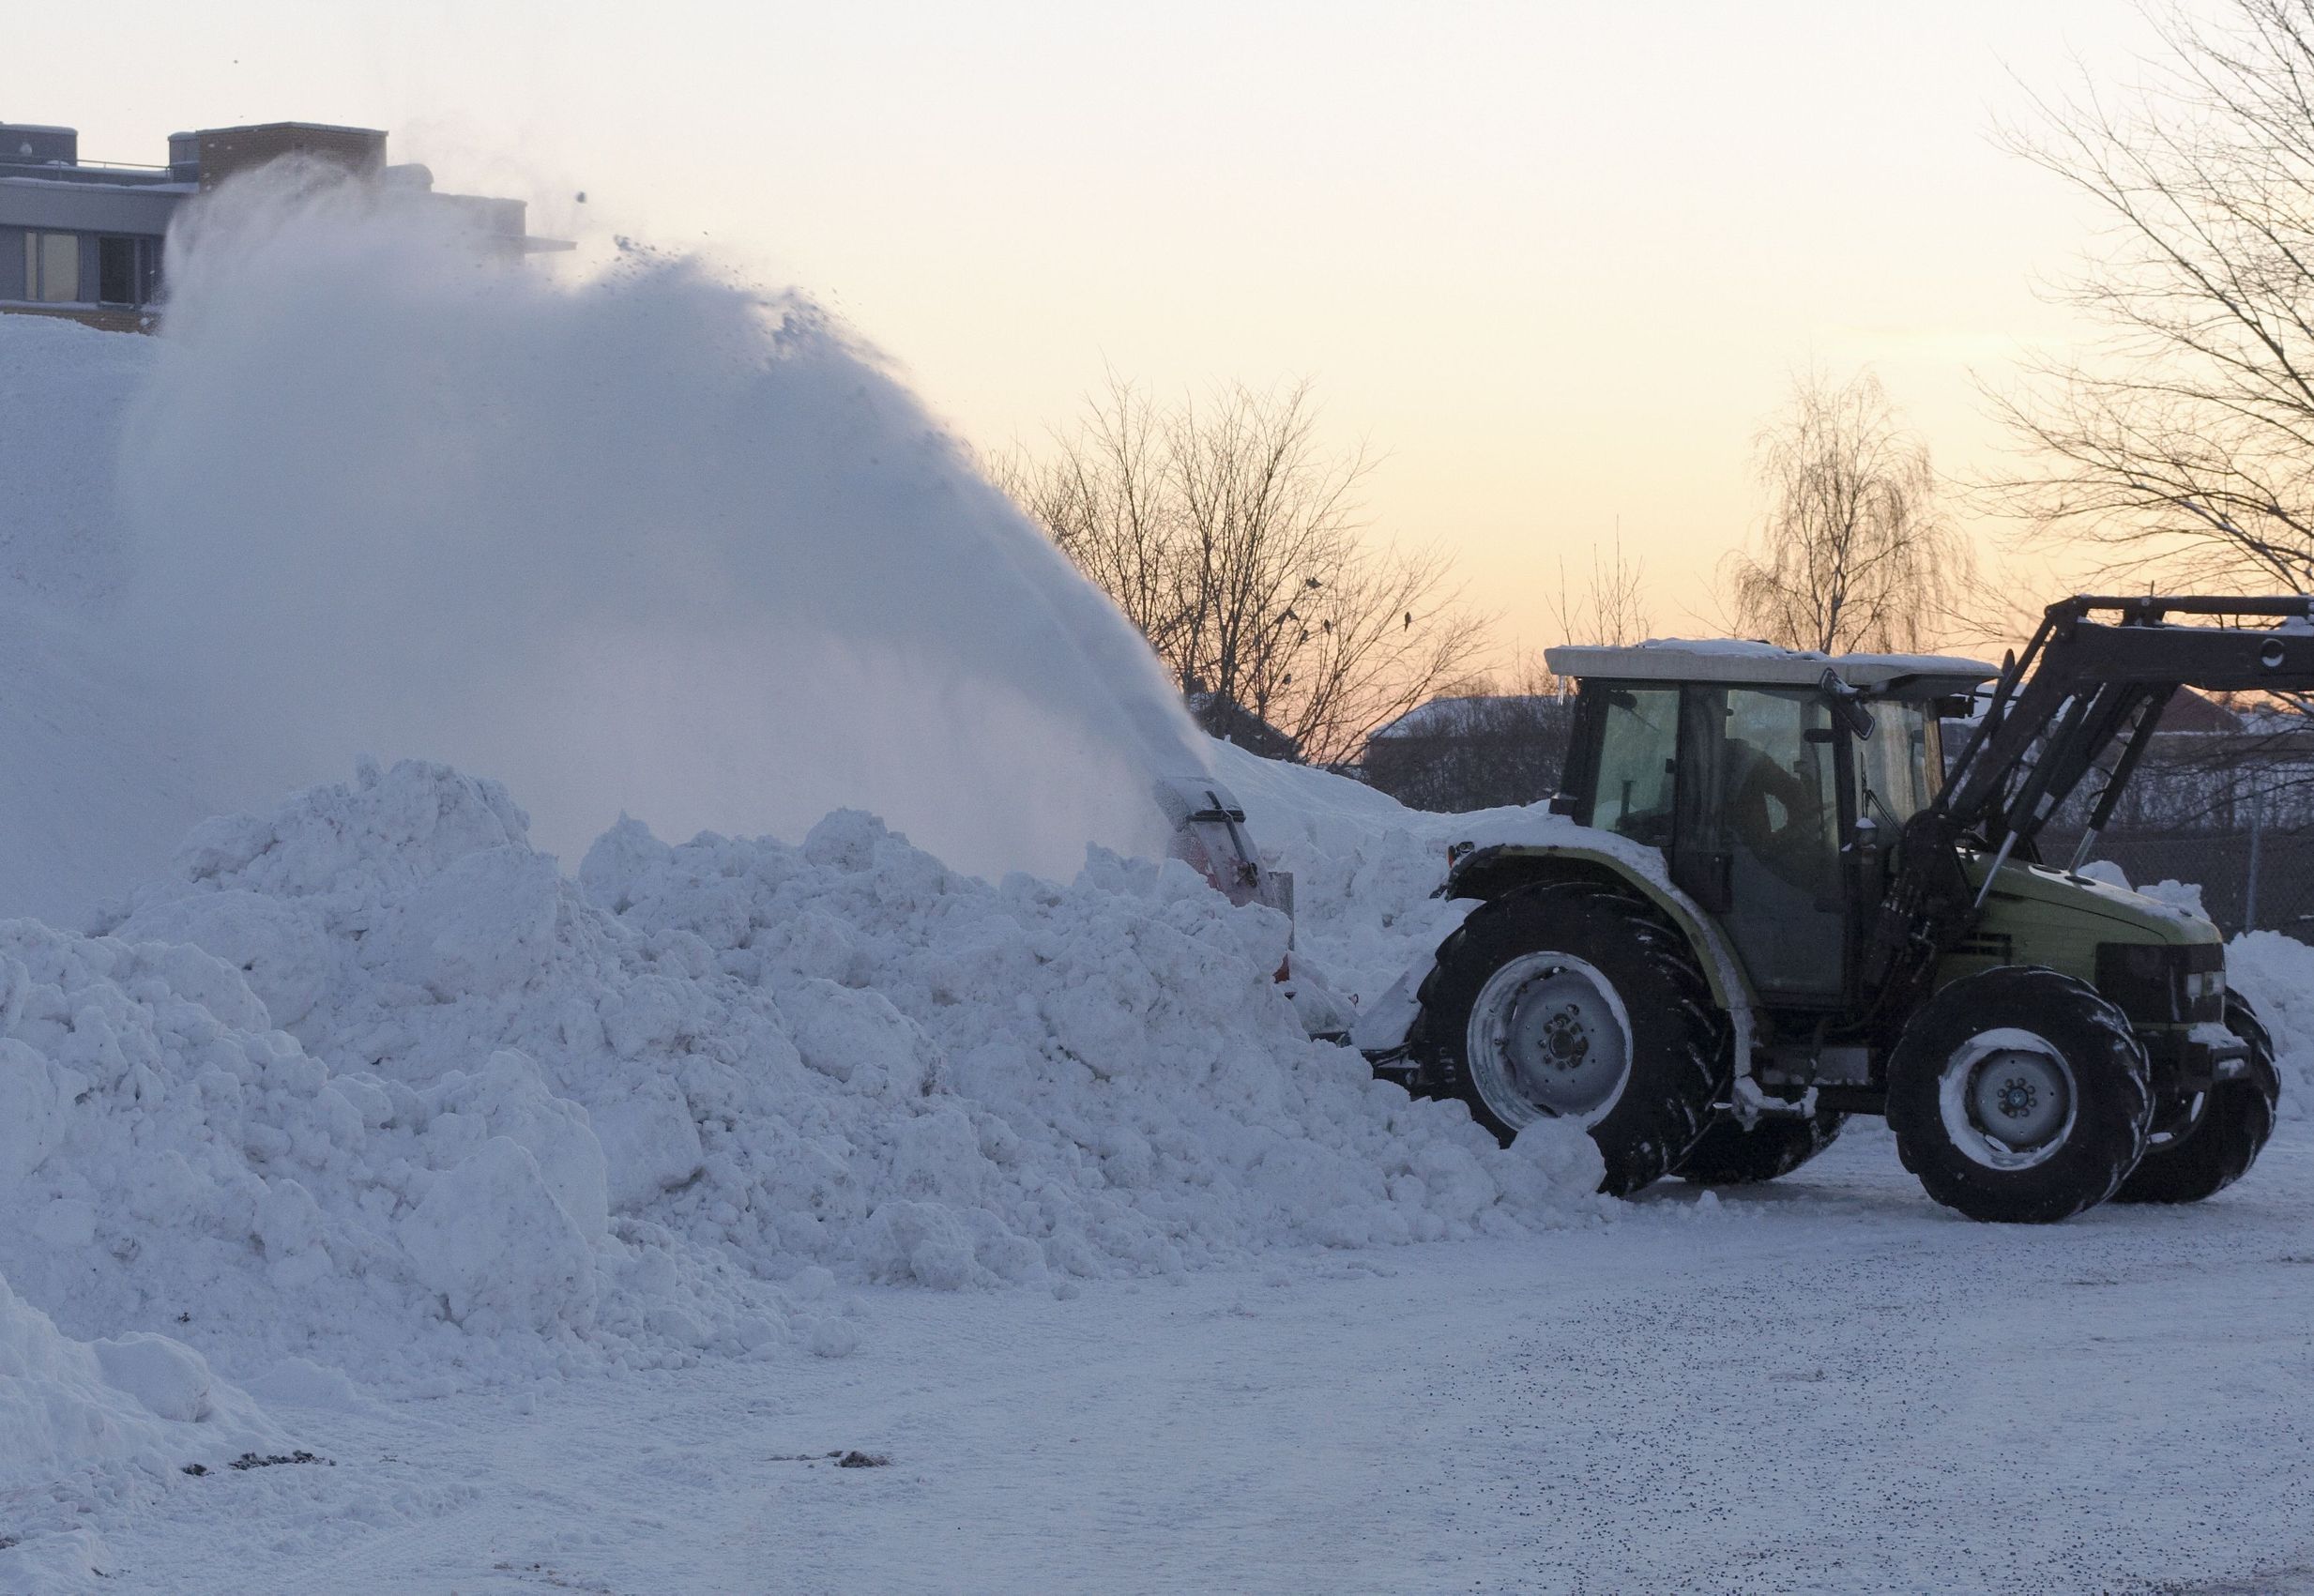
[{"x1": 13, "y1": 0, "x2": 2204, "y2": 659}]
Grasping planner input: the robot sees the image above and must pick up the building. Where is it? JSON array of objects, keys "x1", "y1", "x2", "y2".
[
  {"x1": 1364, "y1": 692, "x2": 1576, "y2": 812},
  {"x1": 2, "y1": 119, "x2": 569, "y2": 332}
]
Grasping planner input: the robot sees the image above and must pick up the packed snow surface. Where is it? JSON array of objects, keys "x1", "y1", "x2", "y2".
[{"x1": 72, "y1": 1128, "x2": 2314, "y2": 1595}]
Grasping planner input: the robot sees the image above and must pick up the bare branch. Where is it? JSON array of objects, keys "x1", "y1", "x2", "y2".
[
  {"x1": 1000, "y1": 378, "x2": 1493, "y2": 766},
  {"x1": 1988, "y1": 1, "x2": 2314, "y2": 592}
]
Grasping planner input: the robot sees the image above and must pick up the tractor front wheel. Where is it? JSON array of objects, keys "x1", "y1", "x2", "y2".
[
  {"x1": 2111, "y1": 992, "x2": 2280, "y2": 1205},
  {"x1": 1415, "y1": 881, "x2": 1730, "y2": 1196},
  {"x1": 1886, "y1": 966, "x2": 2153, "y2": 1224}
]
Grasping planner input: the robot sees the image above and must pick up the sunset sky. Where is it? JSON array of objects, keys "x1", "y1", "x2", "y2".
[{"x1": 13, "y1": 0, "x2": 2204, "y2": 660}]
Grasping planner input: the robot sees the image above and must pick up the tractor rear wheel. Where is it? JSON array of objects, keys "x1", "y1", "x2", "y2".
[
  {"x1": 1414, "y1": 881, "x2": 1729, "y2": 1196},
  {"x1": 1675, "y1": 1109, "x2": 1847, "y2": 1186},
  {"x1": 1886, "y1": 965, "x2": 2153, "y2": 1224},
  {"x1": 2111, "y1": 992, "x2": 2280, "y2": 1205}
]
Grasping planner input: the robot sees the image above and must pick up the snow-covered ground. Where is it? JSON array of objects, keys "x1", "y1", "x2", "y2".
[{"x1": 69, "y1": 1123, "x2": 2314, "y2": 1595}]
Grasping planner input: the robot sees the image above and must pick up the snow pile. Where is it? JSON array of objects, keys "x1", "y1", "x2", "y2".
[
  {"x1": 2134, "y1": 876, "x2": 2209, "y2": 920},
  {"x1": 0, "y1": 1269, "x2": 271, "y2": 1480},
  {"x1": 0, "y1": 882, "x2": 787, "y2": 1395},
  {"x1": 76, "y1": 758, "x2": 1602, "y2": 1340},
  {"x1": 0, "y1": 1269, "x2": 275, "y2": 1588},
  {"x1": 584, "y1": 808, "x2": 1607, "y2": 1278},
  {"x1": 2225, "y1": 931, "x2": 2314, "y2": 1119}
]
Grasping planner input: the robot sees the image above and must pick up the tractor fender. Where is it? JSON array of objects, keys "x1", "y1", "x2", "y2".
[{"x1": 1357, "y1": 841, "x2": 1758, "y2": 1076}]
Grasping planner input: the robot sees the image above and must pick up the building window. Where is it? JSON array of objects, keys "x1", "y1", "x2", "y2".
[
  {"x1": 98, "y1": 236, "x2": 137, "y2": 306},
  {"x1": 23, "y1": 232, "x2": 80, "y2": 303}
]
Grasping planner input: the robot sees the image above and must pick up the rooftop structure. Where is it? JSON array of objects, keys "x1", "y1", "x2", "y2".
[
  {"x1": 1, "y1": 118, "x2": 570, "y2": 332},
  {"x1": 1370, "y1": 692, "x2": 1564, "y2": 741}
]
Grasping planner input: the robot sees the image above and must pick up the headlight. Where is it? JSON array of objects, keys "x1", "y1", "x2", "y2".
[{"x1": 2095, "y1": 942, "x2": 2226, "y2": 1025}]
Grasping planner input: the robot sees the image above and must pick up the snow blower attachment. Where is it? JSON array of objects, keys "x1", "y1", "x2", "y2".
[
  {"x1": 1153, "y1": 775, "x2": 1290, "y2": 917},
  {"x1": 1153, "y1": 774, "x2": 1354, "y2": 1041}
]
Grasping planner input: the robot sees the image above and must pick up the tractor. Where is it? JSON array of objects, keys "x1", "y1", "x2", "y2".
[{"x1": 1353, "y1": 596, "x2": 2299, "y2": 1223}]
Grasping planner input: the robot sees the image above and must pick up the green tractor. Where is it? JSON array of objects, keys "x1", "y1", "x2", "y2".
[{"x1": 1354, "y1": 596, "x2": 2295, "y2": 1223}]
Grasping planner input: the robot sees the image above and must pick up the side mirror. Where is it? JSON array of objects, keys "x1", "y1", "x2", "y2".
[
  {"x1": 1818, "y1": 668, "x2": 1875, "y2": 739},
  {"x1": 1547, "y1": 792, "x2": 1580, "y2": 817}
]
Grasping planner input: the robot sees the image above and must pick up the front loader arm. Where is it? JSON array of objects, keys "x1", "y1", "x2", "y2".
[
  {"x1": 1863, "y1": 594, "x2": 2314, "y2": 1014},
  {"x1": 1938, "y1": 595, "x2": 2314, "y2": 855}
]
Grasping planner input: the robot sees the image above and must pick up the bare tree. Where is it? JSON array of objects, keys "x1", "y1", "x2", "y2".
[
  {"x1": 1724, "y1": 368, "x2": 1969, "y2": 653},
  {"x1": 1522, "y1": 535, "x2": 1654, "y2": 694},
  {"x1": 1988, "y1": 1, "x2": 2314, "y2": 589},
  {"x1": 1001, "y1": 377, "x2": 1489, "y2": 766}
]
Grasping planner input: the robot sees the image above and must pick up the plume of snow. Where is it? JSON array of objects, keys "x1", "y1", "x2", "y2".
[{"x1": 113, "y1": 169, "x2": 1202, "y2": 879}]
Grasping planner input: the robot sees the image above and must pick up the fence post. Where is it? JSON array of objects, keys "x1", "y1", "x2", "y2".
[{"x1": 2245, "y1": 811, "x2": 2262, "y2": 934}]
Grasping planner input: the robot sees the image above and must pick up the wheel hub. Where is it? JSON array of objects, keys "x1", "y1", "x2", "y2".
[
  {"x1": 1536, "y1": 1007, "x2": 1591, "y2": 1069},
  {"x1": 1940, "y1": 1033, "x2": 2077, "y2": 1170},
  {"x1": 1467, "y1": 952, "x2": 1633, "y2": 1130}
]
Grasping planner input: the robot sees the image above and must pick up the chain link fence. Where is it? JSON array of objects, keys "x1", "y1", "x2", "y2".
[
  {"x1": 2034, "y1": 723, "x2": 2314, "y2": 936},
  {"x1": 2048, "y1": 824, "x2": 2314, "y2": 937}
]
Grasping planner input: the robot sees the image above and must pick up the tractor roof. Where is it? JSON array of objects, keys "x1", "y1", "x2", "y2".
[{"x1": 1545, "y1": 639, "x2": 1996, "y2": 696}]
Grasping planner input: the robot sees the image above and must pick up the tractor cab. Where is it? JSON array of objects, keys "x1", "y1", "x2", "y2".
[{"x1": 1547, "y1": 643, "x2": 1989, "y2": 1009}]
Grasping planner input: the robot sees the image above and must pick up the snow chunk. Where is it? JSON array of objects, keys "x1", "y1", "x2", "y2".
[
  {"x1": 111, "y1": 889, "x2": 329, "y2": 1027},
  {"x1": 400, "y1": 1135, "x2": 599, "y2": 1332}
]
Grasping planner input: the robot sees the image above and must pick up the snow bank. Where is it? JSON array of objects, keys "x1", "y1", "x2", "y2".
[
  {"x1": 0, "y1": 901, "x2": 784, "y2": 1393},
  {"x1": 2224, "y1": 932, "x2": 2314, "y2": 1119},
  {"x1": 0, "y1": 1268, "x2": 274, "y2": 1588},
  {"x1": 48, "y1": 758, "x2": 1603, "y2": 1396},
  {"x1": 585, "y1": 804, "x2": 1606, "y2": 1275}
]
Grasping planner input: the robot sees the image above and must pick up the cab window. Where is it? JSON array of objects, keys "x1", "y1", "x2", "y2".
[
  {"x1": 1588, "y1": 687, "x2": 1679, "y2": 846},
  {"x1": 1856, "y1": 701, "x2": 1941, "y2": 826}
]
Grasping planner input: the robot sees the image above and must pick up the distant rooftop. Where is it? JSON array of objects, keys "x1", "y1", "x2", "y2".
[
  {"x1": 1371, "y1": 694, "x2": 1566, "y2": 740},
  {"x1": 0, "y1": 116, "x2": 571, "y2": 266}
]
